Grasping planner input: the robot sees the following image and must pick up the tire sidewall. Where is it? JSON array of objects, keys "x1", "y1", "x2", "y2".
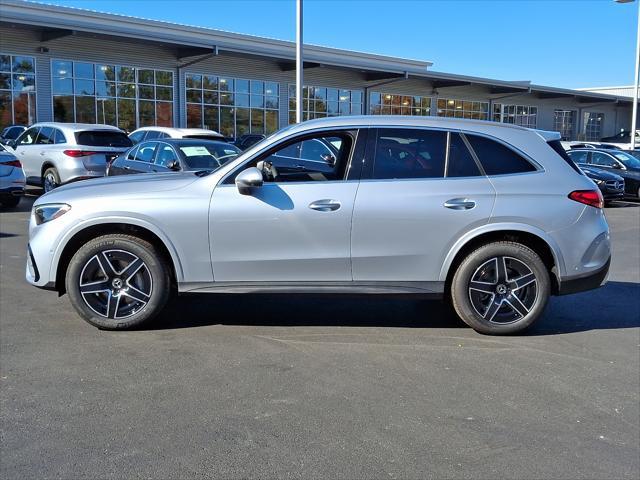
[
  {"x1": 43, "y1": 167, "x2": 60, "y2": 193},
  {"x1": 65, "y1": 235, "x2": 169, "y2": 329},
  {"x1": 451, "y1": 242, "x2": 550, "y2": 335}
]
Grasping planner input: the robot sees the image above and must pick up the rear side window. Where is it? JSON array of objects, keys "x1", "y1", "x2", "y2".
[
  {"x1": 36, "y1": 127, "x2": 55, "y2": 145},
  {"x1": 54, "y1": 129, "x2": 66, "y2": 144},
  {"x1": 129, "y1": 131, "x2": 145, "y2": 144},
  {"x1": 373, "y1": 128, "x2": 446, "y2": 179},
  {"x1": 447, "y1": 133, "x2": 481, "y2": 177},
  {"x1": 75, "y1": 130, "x2": 133, "y2": 148},
  {"x1": 466, "y1": 134, "x2": 536, "y2": 176}
]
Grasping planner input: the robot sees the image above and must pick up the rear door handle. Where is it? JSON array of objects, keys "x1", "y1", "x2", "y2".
[
  {"x1": 309, "y1": 199, "x2": 341, "y2": 212},
  {"x1": 444, "y1": 198, "x2": 476, "y2": 210}
]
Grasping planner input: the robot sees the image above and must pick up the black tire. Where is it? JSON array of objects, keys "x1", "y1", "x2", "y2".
[
  {"x1": 42, "y1": 167, "x2": 61, "y2": 193},
  {"x1": 65, "y1": 234, "x2": 172, "y2": 330},
  {"x1": 450, "y1": 241, "x2": 550, "y2": 335},
  {"x1": 0, "y1": 196, "x2": 20, "y2": 207}
]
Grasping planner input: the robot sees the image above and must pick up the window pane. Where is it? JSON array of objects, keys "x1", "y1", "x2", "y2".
[
  {"x1": 156, "y1": 102, "x2": 172, "y2": 127},
  {"x1": 250, "y1": 95, "x2": 264, "y2": 108},
  {"x1": 156, "y1": 86, "x2": 172, "y2": 101},
  {"x1": 0, "y1": 55, "x2": 10, "y2": 72},
  {"x1": 36, "y1": 127, "x2": 55, "y2": 145},
  {"x1": 96, "y1": 81, "x2": 116, "y2": 97},
  {"x1": 96, "y1": 98, "x2": 116, "y2": 125},
  {"x1": 186, "y1": 74, "x2": 202, "y2": 89},
  {"x1": 235, "y1": 93, "x2": 249, "y2": 107},
  {"x1": 138, "y1": 69, "x2": 154, "y2": 84},
  {"x1": 139, "y1": 85, "x2": 154, "y2": 100},
  {"x1": 0, "y1": 92, "x2": 11, "y2": 126},
  {"x1": 203, "y1": 90, "x2": 218, "y2": 105},
  {"x1": 96, "y1": 65, "x2": 116, "y2": 81},
  {"x1": 117, "y1": 98, "x2": 136, "y2": 132},
  {"x1": 139, "y1": 100, "x2": 155, "y2": 127},
  {"x1": 203, "y1": 75, "x2": 217, "y2": 90},
  {"x1": 13, "y1": 74, "x2": 35, "y2": 92},
  {"x1": 117, "y1": 66, "x2": 135, "y2": 83},
  {"x1": 447, "y1": 133, "x2": 481, "y2": 177},
  {"x1": 236, "y1": 79, "x2": 250, "y2": 93},
  {"x1": 186, "y1": 103, "x2": 202, "y2": 128},
  {"x1": 53, "y1": 95, "x2": 74, "y2": 122},
  {"x1": 13, "y1": 56, "x2": 34, "y2": 73},
  {"x1": 236, "y1": 107, "x2": 250, "y2": 136},
  {"x1": 373, "y1": 128, "x2": 446, "y2": 179},
  {"x1": 219, "y1": 78, "x2": 233, "y2": 92},
  {"x1": 266, "y1": 110, "x2": 278, "y2": 134},
  {"x1": 0, "y1": 72, "x2": 9, "y2": 89},
  {"x1": 53, "y1": 77, "x2": 73, "y2": 94},
  {"x1": 265, "y1": 82, "x2": 278, "y2": 96},
  {"x1": 250, "y1": 108, "x2": 264, "y2": 134},
  {"x1": 250, "y1": 80, "x2": 263, "y2": 95},
  {"x1": 203, "y1": 105, "x2": 219, "y2": 131},
  {"x1": 156, "y1": 71, "x2": 173, "y2": 86},
  {"x1": 117, "y1": 83, "x2": 136, "y2": 98},
  {"x1": 74, "y1": 79, "x2": 95, "y2": 96},
  {"x1": 74, "y1": 62, "x2": 94, "y2": 79},
  {"x1": 265, "y1": 95, "x2": 278, "y2": 109},
  {"x1": 466, "y1": 134, "x2": 536, "y2": 175},
  {"x1": 220, "y1": 107, "x2": 234, "y2": 137},
  {"x1": 75, "y1": 96, "x2": 96, "y2": 123}
]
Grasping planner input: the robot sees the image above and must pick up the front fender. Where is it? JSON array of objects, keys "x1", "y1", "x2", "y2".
[{"x1": 438, "y1": 222, "x2": 566, "y2": 282}]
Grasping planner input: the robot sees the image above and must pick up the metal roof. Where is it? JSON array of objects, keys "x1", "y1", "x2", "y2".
[{"x1": 0, "y1": 0, "x2": 633, "y2": 105}]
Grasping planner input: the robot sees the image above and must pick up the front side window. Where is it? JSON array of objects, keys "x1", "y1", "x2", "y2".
[
  {"x1": 567, "y1": 150, "x2": 589, "y2": 165},
  {"x1": 372, "y1": 128, "x2": 446, "y2": 180},
  {"x1": 155, "y1": 145, "x2": 178, "y2": 167},
  {"x1": 36, "y1": 127, "x2": 55, "y2": 145},
  {"x1": 590, "y1": 152, "x2": 616, "y2": 168},
  {"x1": 16, "y1": 127, "x2": 39, "y2": 145},
  {"x1": 465, "y1": 134, "x2": 536, "y2": 176},
  {"x1": 134, "y1": 142, "x2": 157, "y2": 163},
  {"x1": 0, "y1": 54, "x2": 36, "y2": 127}
]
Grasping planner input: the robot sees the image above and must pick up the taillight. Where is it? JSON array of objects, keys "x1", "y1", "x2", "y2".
[
  {"x1": 568, "y1": 190, "x2": 603, "y2": 209},
  {"x1": 63, "y1": 150, "x2": 100, "y2": 157},
  {"x1": 0, "y1": 159, "x2": 21, "y2": 168}
]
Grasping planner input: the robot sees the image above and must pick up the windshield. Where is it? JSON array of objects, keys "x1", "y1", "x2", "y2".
[
  {"x1": 613, "y1": 151, "x2": 640, "y2": 169},
  {"x1": 179, "y1": 143, "x2": 241, "y2": 169}
]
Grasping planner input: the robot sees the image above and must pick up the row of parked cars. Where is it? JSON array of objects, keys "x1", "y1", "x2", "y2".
[{"x1": 0, "y1": 123, "x2": 267, "y2": 207}]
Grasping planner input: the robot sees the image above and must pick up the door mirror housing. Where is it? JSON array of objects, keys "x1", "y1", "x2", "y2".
[
  {"x1": 235, "y1": 167, "x2": 263, "y2": 195},
  {"x1": 5, "y1": 139, "x2": 15, "y2": 148},
  {"x1": 321, "y1": 153, "x2": 336, "y2": 167},
  {"x1": 167, "y1": 159, "x2": 181, "y2": 171}
]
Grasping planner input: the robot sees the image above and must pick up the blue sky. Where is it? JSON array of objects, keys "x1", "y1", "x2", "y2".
[{"x1": 41, "y1": 0, "x2": 638, "y2": 89}]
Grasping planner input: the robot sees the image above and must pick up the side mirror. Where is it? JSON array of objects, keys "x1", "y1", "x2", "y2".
[
  {"x1": 321, "y1": 153, "x2": 336, "y2": 167},
  {"x1": 235, "y1": 167, "x2": 263, "y2": 195},
  {"x1": 167, "y1": 159, "x2": 181, "y2": 171},
  {"x1": 612, "y1": 162, "x2": 623, "y2": 170},
  {"x1": 5, "y1": 139, "x2": 16, "y2": 148}
]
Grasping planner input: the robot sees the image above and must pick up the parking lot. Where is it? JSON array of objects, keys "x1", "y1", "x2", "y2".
[{"x1": 1, "y1": 194, "x2": 639, "y2": 479}]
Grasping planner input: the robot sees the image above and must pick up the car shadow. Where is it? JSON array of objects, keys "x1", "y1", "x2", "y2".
[
  {"x1": 147, "y1": 280, "x2": 639, "y2": 335},
  {"x1": 0, "y1": 194, "x2": 35, "y2": 214}
]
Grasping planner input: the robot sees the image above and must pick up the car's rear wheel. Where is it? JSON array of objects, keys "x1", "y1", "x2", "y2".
[
  {"x1": 65, "y1": 234, "x2": 172, "y2": 329},
  {"x1": 450, "y1": 241, "x2": 550, "y2": 335},
  {"x1": 0, "y1": 196, "x2": 20, "y2": 207},
  {"x1": 42, "y1": 167, "x2": 60, "y2": 193}
]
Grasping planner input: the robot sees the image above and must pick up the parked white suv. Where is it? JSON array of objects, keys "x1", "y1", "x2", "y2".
[
  {"x1": 7, "y1": 123, "x2": 132, "y2": 192},
  {"x1": 129, "y1": 127, "x2": 225, "y2": 144}
]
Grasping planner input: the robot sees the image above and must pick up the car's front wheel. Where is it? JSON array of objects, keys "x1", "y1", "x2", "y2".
[
  {"x1": 65, "y1": 234, "x2": 172, "y2": 329},
  {"x1": 450, "y1": 241, "x2": 550, "y2": 335}
]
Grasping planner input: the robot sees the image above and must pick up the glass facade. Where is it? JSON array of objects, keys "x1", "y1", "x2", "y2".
[
  {"x1": 369, "y1": 92, "x2": 431, "y2": 116},
  {"x1": 436, "y1": 98, "x2": 489, "y2": 119},
  {"x1": 186, "y1": 73, "x2": 279, "y2": 137},
  {"x1": 0, "y1": 54, "x2": 36, "y2": 128},
  {"x1": 288, "y1": 85, "x2": 363, "y2": 124},
  {"x1": 52, "y1": 59, "x2": 173, "y2": 131},
  {"x1": 493, "y1": 104, "x2": 537, "y2": 128},
  {"x1": 582, "y1": 112, "x2": 604, "y2": 141},
  {"x1": 554, "y1": 110, "x2": 576, "y2": 141}
]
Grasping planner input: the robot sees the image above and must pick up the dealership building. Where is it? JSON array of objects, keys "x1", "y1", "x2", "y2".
[{"x1": 0, "y1": 0, "x2": 635, "y2": 141}]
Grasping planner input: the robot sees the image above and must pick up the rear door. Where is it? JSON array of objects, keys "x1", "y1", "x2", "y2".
[{"x1": 351, "y1": 128, "x2": 496, "y2": 283}]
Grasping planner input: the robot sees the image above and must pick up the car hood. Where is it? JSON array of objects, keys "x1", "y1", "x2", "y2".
[{"x1": 35, "y1": 172, "x2": 202, "y2": 206}]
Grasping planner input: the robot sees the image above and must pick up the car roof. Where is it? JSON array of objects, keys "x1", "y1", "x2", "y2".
[
  {"x1": 145, "y1": 138, "x2": 238, "y2": 147},
  {"x1": 132, "y1": 127, "x2": 223, "y2": 136},
  {"x1": 280, "y1": 115, "x2": 562, "y2": 141},
  {"x1": 30, "y1": 122, "x2": 124, "y2": 133}
]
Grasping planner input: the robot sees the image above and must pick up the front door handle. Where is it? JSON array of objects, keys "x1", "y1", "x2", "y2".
[
  {"x1": 444, "y1": 198, "x2": 476, "y2": 210},
  {"x1": 309, "y1": 199, "x2": 341, "y2": 212},
  {"x1": 123, "y1": 165, "x2": 131, "y2": 170}
]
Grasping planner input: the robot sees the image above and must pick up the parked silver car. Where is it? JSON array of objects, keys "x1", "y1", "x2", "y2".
[
  {"x1": 0, "y1": 143, "x2": 25, "y2": 207},
  {"x1": 6, "y1": 123, "x2": 132, "y2": 192},
  {"x1": 26, "y1": 116, "x2": 611, "y2": 334}
]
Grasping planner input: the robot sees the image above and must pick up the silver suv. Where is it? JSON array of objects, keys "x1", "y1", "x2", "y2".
[
  {"x1": 7, "y1": 123, "x2": 132, "y2": 192},
  {"x1": 26, "y1": 116, "x2": 611, "y2": 334}
]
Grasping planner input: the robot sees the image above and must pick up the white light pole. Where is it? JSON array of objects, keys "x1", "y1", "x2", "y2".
[
  {"x1": 296, "y1": 0, "x2": 303, "y2": 123},
  {"x1": 616, "y1": 0, "x2": 639, "y2": 149}
]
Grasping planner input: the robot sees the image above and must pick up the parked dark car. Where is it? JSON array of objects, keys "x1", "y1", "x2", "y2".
[
  {"x1": 235, "y1": 134, "x2": 266, "y2": 150},
  {"x1": 600, "y1": 130, "x2": 639, "y2": 144},
  {"x1": 0, "y1": 125, "x2": 26, "y2": 145},
  {"x1": 567, "y1": 148, "x2": 640, "y2": 199},
  {"x1": 107, "y1": 138, "x2": 241, "y2": 176},
  {"x1": 577, "y1": 165, "x2": 624, "y2": 204}
]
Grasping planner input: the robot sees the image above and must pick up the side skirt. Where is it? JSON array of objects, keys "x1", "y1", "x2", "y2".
[{"x1": 178, "y1": 281, "x2": 445, "y2": 298}]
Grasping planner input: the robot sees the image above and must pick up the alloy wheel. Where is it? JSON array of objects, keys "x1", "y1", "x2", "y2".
[
  {"x1": 43, "y1": 172, "x2": 58, "y2": 192},
  {"x1": 78, "y1": 249, "x2": 153, "y2": 319},
  {"x1": 468, "y1": 256, "x2": 538, "y2": 324}
]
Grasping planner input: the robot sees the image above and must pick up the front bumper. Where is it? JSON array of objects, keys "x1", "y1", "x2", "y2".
[{"x1": 558, "y1": 256, "x2": 610, "y2": 295}]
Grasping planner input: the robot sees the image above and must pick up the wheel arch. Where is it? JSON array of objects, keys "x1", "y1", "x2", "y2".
[
  {"x1": 41, "y1": 161, "x2": 56, "y2": 178},
  {"x1": 53, "y1": 219, "x2": 183, "y2": 295},
  {"x1": 441, "y1": 225, "x2": 564, "y2": 295}
]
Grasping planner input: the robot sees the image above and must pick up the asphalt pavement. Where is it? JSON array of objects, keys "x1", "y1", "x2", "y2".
[{"x1": 1, "y1": 194, "x2": 639, "y2": 479}]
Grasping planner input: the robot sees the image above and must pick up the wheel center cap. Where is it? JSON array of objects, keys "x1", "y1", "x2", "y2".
[
  {"x1": 496, "y1": 284, "x2": 507, "y2": 295},
  {"x1": 111, "y1": 278, "x2": 123, "y2": 289}
]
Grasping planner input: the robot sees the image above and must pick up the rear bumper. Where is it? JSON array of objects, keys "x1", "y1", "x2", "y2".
[{"x1": 558, "y1": 256, "x2": 610, "y2": 295}]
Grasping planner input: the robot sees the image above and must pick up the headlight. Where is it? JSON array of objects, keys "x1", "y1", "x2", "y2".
[{"x1": 33, "y1": 203, "x2": 71, "y2": 225}]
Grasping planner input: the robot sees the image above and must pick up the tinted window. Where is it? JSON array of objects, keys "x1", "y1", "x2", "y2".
[
  {"x1": 17, "y1": 127, "x2": 39, "y2": 145},
  {"x1": 36, "y1": 127, "x2": 55, "y2": 145},
  {"x1": 447, "y1": 133, "x2": 481, "y2": 177},
  {"x1": 54, "y1": 129, "x2": 66, "y2": 144},
  {"x1": 373, "y1": 128, "x2": 446, "y2": 179},
  {"x1": 155, "y1": 145, "x2": 179, "y2": 167},
  {"x1": 466, "y1": 134, "x2": 536, "y2": 176},
  {"x1": 126, "y1": 145, "x2": 140, "y2": 161},
  {"x1": 567, "y1": 150, "x2": 589, "y2": 165},
  {"x1": 134, "y1": 142, "x2": 157, "y2": 163},
  {"x1": 4, "y1": 127, "x2": 24, "y2": 140},
  {"x1": 129, "y1": 131, "x2": 145, "y2": 144},
  {"x1": 145, "y1": 130, "x2": 161, "y2": 140},
  {"x1": 591, "y1": 152, "x2": 616, "y2": 168},
  {"x1": 75, "y1": 130, "x2": 133, "y2": 147}
]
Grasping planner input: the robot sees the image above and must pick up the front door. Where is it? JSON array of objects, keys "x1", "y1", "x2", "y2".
[
  {"x1": 209, "y1": 129, "x2": 363, "y2": 282},
  {"x1": 12, "y1": 126, "x2": 41, "y2": 182},
  {"x1": 351, "y1": 128, "x2": 496, "y2": 282}
]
